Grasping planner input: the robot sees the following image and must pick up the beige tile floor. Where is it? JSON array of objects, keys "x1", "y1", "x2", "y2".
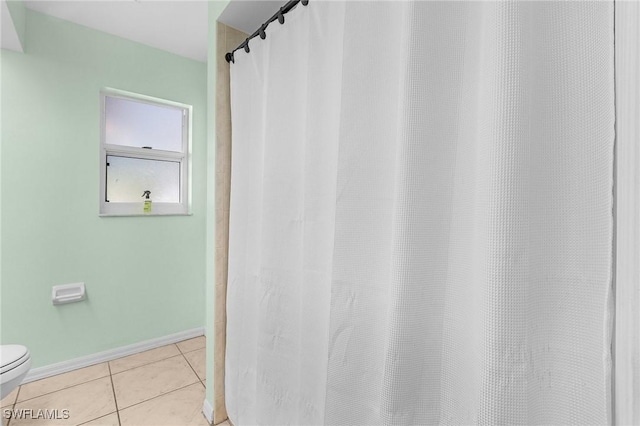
[{"x1": 1, "y1": 336, "x2": 231, "y2": 426}]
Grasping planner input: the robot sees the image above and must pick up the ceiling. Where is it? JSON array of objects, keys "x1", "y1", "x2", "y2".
[
  {"x1": 218, "y1": 1, "x2": 286, "y2": 35},
  {"x1": 24, "y1": 0, "x2": 209, "y2": 62},
  {"x1": 2, "y1": 1, "x2": 23, "y2": 52},
  {"x1": 19, "y1": 0, "x2": 286, "y2": 63}
]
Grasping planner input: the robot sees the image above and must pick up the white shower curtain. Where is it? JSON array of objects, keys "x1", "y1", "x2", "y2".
[{"x1": 226, "y1": 2, "x2": 615, "y2": 425}]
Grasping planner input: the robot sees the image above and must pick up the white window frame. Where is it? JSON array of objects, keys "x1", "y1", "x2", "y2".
[{"x1": 99, "y1": 88, "x2": 192, "y2": 216}]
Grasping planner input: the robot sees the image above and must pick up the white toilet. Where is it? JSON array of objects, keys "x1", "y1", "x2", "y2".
[{"x1": 0, "y1": 345, "x2": 32, "y2": 399}]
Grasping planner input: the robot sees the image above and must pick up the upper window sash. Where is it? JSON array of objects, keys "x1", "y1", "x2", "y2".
[{"x1": 104, "y1": 96, "x2": 185, "y2": 153}]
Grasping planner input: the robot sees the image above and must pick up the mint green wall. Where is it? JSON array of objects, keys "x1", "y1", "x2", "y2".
[{"x1": 1, "y1": 9, "x2": 207, "y2": 368}]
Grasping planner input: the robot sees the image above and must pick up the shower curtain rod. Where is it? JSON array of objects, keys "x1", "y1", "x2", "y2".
[{"x1": 225, "y1": 0, "x2": 309, "y2": 64}]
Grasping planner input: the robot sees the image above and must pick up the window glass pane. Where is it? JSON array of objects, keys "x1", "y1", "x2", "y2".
[
  {"x1": 106, "y1": 156, "x2": 180, "y2": 203},
  {"x1": 105, "y1": 96, "x2": 183, "y2": 152}
]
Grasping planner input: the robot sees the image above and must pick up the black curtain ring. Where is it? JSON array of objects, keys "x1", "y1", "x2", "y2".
[
  {"x1": 277, "y1": 8, "x2": 285, "y2": 24},
  {"x1": 244, "y1": 39, "x2": 250, "y2": 53},
  {"x1": 301, "y1": 0, "x2": 309, "y2": 5},
  {"x1": 259, "y1": 25, "x2": 266, "y2": 40}
]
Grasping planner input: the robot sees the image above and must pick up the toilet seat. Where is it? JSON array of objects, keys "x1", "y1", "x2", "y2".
[
  {"x1": 0, "y1": 345, "x2": 32, "y2": 400},
  {"x1": 0, "y1": 345, "x2": 30, "y2": 375}
]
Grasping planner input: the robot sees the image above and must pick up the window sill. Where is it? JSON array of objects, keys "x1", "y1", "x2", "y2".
[
  {"x1": 99, "y1": 202, "x2": 190, "y2": 217},
  {"x1": 99, "y1": 212, "x2": 193, "y2": 217}
]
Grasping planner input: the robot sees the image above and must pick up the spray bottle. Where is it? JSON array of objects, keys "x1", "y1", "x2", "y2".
[{"x1": 142, "y1": 190, "x2": 152, "y2": 214}]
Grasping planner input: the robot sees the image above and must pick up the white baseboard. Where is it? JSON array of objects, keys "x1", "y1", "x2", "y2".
[
  {"x1": 202, "y1": 398, "x2": 214, "y2": 425},
  {"x1": 23, "y1": 327, "x2": 205, "y2": 384}
]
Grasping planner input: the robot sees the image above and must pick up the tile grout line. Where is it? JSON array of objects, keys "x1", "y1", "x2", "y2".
[
  {"x1": 107, "y1": 362, "x2": 122, "y2": 426},
  {"x1": 111, "y1": 353, "x2": 186, "y2": 378},
  {"x1": 6, "y1": 385, "x2": 23, "y2": 426},
  {"x1": 5, "y1": 383, "x2": 22, "y2": 409},
  {"x1": 15, "y1": 385, "x2": 22, "y2": 406},
  {"x1": 182, "y1": 352, "x2": 204, "y2": 384},
  {"x1": 175, "y1": 337, "x2": 206, "y2": 355},
  {"x1": 76, "y1": 412, "x2": 119, "y2": 426},
  {"x1": 108, "y1": 343, "x2": 180, "y2": 375},
  {"x1": 115, "y1": 380, "x2": 202, "y2": 413},
  {"x1": 180, "y1": 348, "x2": 205, "y2": 355},
  {"x1": 14, "y1": 374, "x2": 111, "y2": 405},
  {"x1": 67, "y1": 366, "x2": 120, "y2": 426}
]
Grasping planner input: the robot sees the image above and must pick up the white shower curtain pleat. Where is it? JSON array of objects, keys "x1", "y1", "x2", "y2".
[{"x1": 227, "y1": 2, "x2": 615, "y2": 425}]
